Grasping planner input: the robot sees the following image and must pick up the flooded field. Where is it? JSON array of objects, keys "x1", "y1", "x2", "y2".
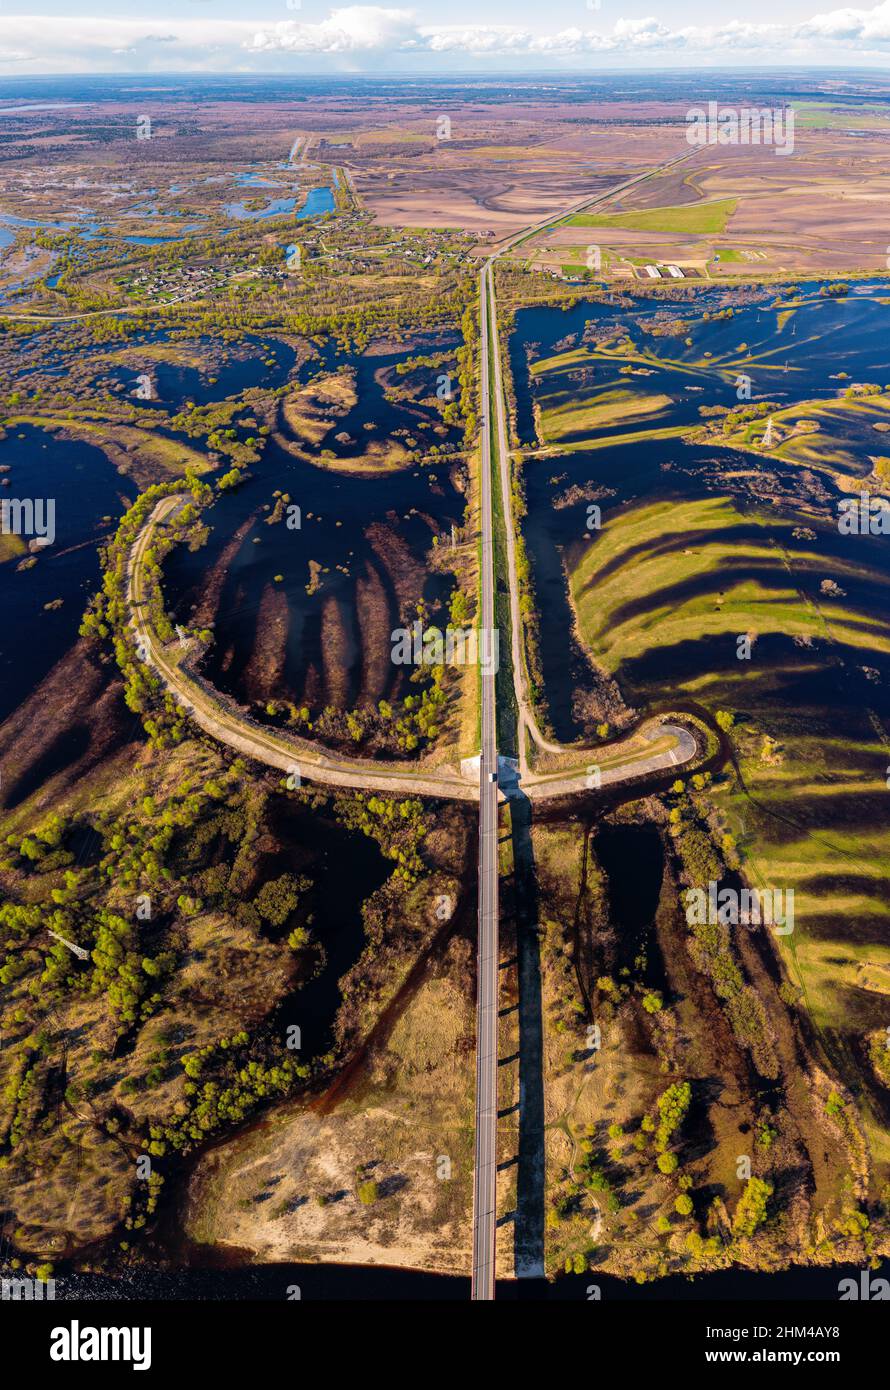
[
  {"x1": 508, "y1": 280, "x2": 890, "y2": 1143},
  {"x1": 0, "y1": 423, "x2": 134, "y2": 720},
  {"x1": 164, "y1": 334, "x2": 467, "y2": 718},
  {"x1": 508, "y1": 281, "x2": 890, "y2": 738},
  {"x1": 0, "y1": 312, "x2": 470, "y2": 756}
]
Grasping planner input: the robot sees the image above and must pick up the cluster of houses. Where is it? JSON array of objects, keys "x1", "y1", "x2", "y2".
[{"x1": 125, "y1": 262, "x2": 223, "y2": 300}]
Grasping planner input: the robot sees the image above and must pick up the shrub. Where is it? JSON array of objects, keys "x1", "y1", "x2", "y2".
[{"x1": 732, "y1": 1177, "x2": 773, "y2": 1238}]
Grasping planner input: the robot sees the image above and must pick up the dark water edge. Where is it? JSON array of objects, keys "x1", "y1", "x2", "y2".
[
  {"x1": 509, "y1": 277, "x2": 890, "y2": 744},
  {"x1": 0, "y1": 424, "x2": 136, "y2": 722},
  {"x1": 50, "y1": 1257, "x2": 887, "y2": 1302}
]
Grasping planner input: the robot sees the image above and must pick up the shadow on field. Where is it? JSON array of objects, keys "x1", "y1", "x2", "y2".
[{"x1": 509, "y1": 792, "x2": 546, "y2": 1278}]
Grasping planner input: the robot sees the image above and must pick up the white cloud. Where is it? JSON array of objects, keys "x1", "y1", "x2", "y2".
[
  {"x1": 801, "y1": 0, "x2": 890, "y2": 42},
  {"x1": 0, "y1": 16, "x2": 257, "y2": 71},
  {"x1": 246, "y1": 5, "x2": 890, "y2": 57},
  {"x1": 1, "y1": 3, "x2": 890, "y2": 72},
  {"x1": 251, "y1": 7, "x2": 420, "y2": 55}
]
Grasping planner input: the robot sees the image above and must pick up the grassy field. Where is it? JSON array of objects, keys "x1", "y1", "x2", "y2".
[
  {"x1": 573, "y1": 496, "x2": 890, "y2": 670},
  {"x1": 722, "y1": 392, "x2": 890, "y2": 488},
  {"x1": 6, "y1": 414, "x2": 214, "y2": 481},
  {"x1": 564, "y1": 199, "x2": 737, "y2": 236},
  {"x1": 527, "y1": 343, "x2": 677, "y2": 447},
  {"x1": 790, "y1": 101, "x2": 890, "y2": 131},
  {"x1": 569, "y1": 493, "x2": 890, "y2": 1175},
  {"x1": 536, "y1": 384, "x2": 674, "y2": 444},
  {"x1": 278, "y1": 370, "x2": 414, "y2": 473}
]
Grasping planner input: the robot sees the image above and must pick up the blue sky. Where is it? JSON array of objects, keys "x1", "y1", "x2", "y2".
[{"x1": 1, "y1": 1, "x2": 889, "y2": 75}]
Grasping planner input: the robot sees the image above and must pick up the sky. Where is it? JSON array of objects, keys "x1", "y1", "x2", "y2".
[{"x1": 1, "y1": 1, "x2": 890, "y2": 75}]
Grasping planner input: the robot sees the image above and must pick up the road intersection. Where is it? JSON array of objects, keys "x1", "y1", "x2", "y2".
[
  {"x1": 469, "y1": 148, "x2": 701, "y2": 1299},
  {"x1": 123, "y1": 146, "x2": 705, "y2": 1302}
]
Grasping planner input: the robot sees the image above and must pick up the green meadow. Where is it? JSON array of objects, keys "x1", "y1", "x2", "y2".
[
  {"x1": 570, "y1": 493, "x2": 890, "y2": 1152},
  {"x1": 564, "y1": 198, "x2": 737, "y2": 236},
  {"x1": 529, "y1": 345, "x2": 677, "y2": 446},
  {"x1": 724, "y1": 392, "x2": 890, "y2": 487}
]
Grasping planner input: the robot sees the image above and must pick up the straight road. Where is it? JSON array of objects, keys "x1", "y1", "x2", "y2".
[
  {"x1": 471, "y1": 264, "x2": 500, "y2": 1301},
  {"x1": 482, "y1": 148, "x2": 700, "y2": 772},
  {"x1": 468, "y1": 147, "x2": 701, "y2": 1298},
  {"x1": 120, "y1": 146, "x2": 705, "y2": 1305}
]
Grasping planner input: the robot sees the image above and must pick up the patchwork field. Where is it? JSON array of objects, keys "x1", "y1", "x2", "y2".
[{"x1": 516, "y1": 129, "x2": 890, "y2": 280}]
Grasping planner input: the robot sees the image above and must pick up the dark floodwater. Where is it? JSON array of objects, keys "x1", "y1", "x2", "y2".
[
  {"x1": 108, "y1": 334, "x2": 299, "y2": 408},
  {"x1": 508, "y1": 280, "x2": 890, "y2": 744},
  {"x1": 0, "y1": 329, "x2": 465, "y2": 730},
  {"x1": 0, "y1": 333, "x2": 297, "y2": 728},
  {"x1": 164, "y1": 335, "x2": 466, "y2": 716},
  {"x1": 594, "y1": 823, "x2": 667, "y2": 985},
  {"x1": 50, "y1": 1257, "x2": 887, "y2": 1302},
  {"x1": 0, "y1": 423, "x2": 135, "y2": 721},
  {"x1": 264, "y1": 798, "x2": 390, "y2": 1060}
]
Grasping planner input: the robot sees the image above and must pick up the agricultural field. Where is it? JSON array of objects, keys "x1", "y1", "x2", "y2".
[
  {"x1": 1, "y1": 68, "x2": 890, "y2": 1323},
  {"x1": 516, "y1": 130, "x2": 890, "y2": 281},
  {"x1": 565, "y1": 197, "x2": 737, "y2": 235}
]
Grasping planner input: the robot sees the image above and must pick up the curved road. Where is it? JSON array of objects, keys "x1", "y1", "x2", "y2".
[
  {"x1": 482, "y1": 148, "x2": 700, "y2": 776},
  {"x1": 122, "y1": 147, "x2": 704, "y2": 1305},
  {"x1": 128, "y1": 496, "x2": 698, "y2": 805}
]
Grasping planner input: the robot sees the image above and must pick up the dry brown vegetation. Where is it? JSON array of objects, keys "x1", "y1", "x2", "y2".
[{"x1": 186, "y1": 933, "x2": 476, "y2": 1273}]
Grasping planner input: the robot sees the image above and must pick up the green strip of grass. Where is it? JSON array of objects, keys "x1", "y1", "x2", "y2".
[{"x1": 564, "y1": 198, "x2": 737, "y2": 236}]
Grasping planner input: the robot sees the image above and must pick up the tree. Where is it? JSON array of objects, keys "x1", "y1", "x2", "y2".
[
  {"x1": 656, "y1": 1081, "x2": 691, "y2": 1152},
  {"x1": 674, "y1": 1194, "x2": 694, "y2": 1216},
  {"x1": 357, "y1": 1179, "x2": 379, "y2": 1205},
  {"x1": 253, "y1": 873, "x2": 307, "y2": 927},
  {"x1": 732, "y1": 1177, "x2": 773, "y2": 1238}
]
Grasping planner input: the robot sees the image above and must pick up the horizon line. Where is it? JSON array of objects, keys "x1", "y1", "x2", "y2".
[{"x1": 2, "y1": 64, "x2": 890, "y2": 80}]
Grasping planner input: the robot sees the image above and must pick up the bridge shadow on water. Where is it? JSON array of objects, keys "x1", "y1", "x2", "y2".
[{"x1": 507, "y1": 792, "x2": 546, "y2": 1278}]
